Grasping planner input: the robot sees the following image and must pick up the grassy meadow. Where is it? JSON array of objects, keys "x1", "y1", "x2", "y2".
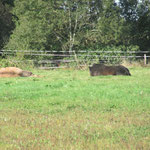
[{"x1": 0, "y1": 67, "x2": 150, "y2": 150}]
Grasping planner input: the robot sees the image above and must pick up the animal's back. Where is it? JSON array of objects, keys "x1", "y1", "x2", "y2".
[
  {"x1": 89, "y1": 64, "x2": 131, "y2": 76},
  {"x1": 0, "y1": 67, "x2": 22, "y2": 75},
  {"x1": 0, "y1": 67, "x2": 33, "y2": 77},
  {"x1": 89, "y1": 64, "x2": 116, "y2": 76}
]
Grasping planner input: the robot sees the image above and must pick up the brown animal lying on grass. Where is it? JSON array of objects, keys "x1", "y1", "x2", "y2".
[
  {"x1": 0, "y1": 67, "x2": 38, "y2": 77},
  {"x1": 89, "y1": 64, "x2": 131, "y2": 76}
]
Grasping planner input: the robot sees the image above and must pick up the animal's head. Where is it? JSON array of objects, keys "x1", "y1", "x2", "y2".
[
  {"x1": 126, "y1": 71, "x2": 131, "y2": 76},
  {"x1": 89, "y1": 66, "x2": 93, "y2": 76},
  {"x1": 21, "y1": 71, "x2": 42, "y2": 77},
  {"x1": 117, "y1": 65, "x2": 131, "y2": 76},
  {"x1": 20, "y1": 71, "x2": 33, "y2": 77}
]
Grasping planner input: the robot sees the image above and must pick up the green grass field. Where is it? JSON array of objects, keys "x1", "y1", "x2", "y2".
[{"x1": 0, "y1": 67, "x2": 150, "y2": 150}]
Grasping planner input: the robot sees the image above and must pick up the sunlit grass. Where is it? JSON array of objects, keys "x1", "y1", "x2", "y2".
[{"x1": 0, "y1": 67, "x2": 150, "y2": 149}]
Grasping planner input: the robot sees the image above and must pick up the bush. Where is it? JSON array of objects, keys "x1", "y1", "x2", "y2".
[
  {"x1": 76, "y1": 45, "x2": 140, "y2": 65},
  {"x1": 0, "y1": 56, "x2": 34, "y2": 70}
]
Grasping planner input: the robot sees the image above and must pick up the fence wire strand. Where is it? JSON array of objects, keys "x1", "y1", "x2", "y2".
[{"x1": 0, "y1": 50, "x2": 149, "y2": 68}]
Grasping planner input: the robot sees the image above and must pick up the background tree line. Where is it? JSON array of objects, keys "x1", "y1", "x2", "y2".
[{"x1": 0, "y1": 0, "x2": 150, "y2": 53}]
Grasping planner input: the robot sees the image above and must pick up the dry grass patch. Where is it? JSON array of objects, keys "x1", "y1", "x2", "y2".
[
  {"x1": 121, "y1": 59, "x2": 150, "y2": 68},
  {"x1": 1, "y1": 109, "x2": 150, "y2": 150}
]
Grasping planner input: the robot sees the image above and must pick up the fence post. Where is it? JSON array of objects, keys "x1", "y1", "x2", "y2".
[
  {"x1": 73, "y1": 51, "x2": 79, "y2": 68},
  {"x1": 144, "y1": 54, "x2": 147, "y2": 65}
]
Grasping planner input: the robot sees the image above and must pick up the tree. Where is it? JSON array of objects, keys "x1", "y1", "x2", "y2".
[
  {"x1": 92, "y1": 0, "x2": 130, "y2": 46},
  {"x1": 118, "y1": 0, "x2": 150, "y2": 51},
  {"x1": 59, "y1": 0, "x2": 103, "y2": 51},
  {"x1": 6, "y1": 0, "x2": 91, "y2": 52},
  {"x1": 5, "y1": 0, "x2": 150, "y2": 53},
  {"x1": 5, "y1": 0, "x2": 55, "y2": 51},
  {"x1": 135, "y1": 0, "x2": 150, "y2": 51},
  {"x1": 0, "y1": 0, "x2": 14, "y2": 50}
]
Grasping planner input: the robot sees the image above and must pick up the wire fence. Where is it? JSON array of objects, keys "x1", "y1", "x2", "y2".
[{"x1": 0, "y1": 50, "x2": 150, "y2": 69}]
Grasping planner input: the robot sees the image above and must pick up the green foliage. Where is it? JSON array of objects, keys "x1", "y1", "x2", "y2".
[
  {"x1": 5, "y1": 0, "x2": 54, "y2": 51},
  {"x1": 0, "y1": 1, "x2": 15, "y2": 49},
  {"x1": 74, "y1": 45, "x2": 140, "y2": 65},
  {"x1": 0, "y1": 56, "x2": 34, "y2": 69},
  {"x1": 1, "y1": 0, "x2": 150, "y2": 54}
]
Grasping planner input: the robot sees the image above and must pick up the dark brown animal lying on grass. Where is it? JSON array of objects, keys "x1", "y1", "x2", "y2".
[
  {"x1": 89, "y1": 64, "x2": 131, "y2": 76},
  {"x1": 0, "y1": 67, "x2": 38, "y2": 77}
]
